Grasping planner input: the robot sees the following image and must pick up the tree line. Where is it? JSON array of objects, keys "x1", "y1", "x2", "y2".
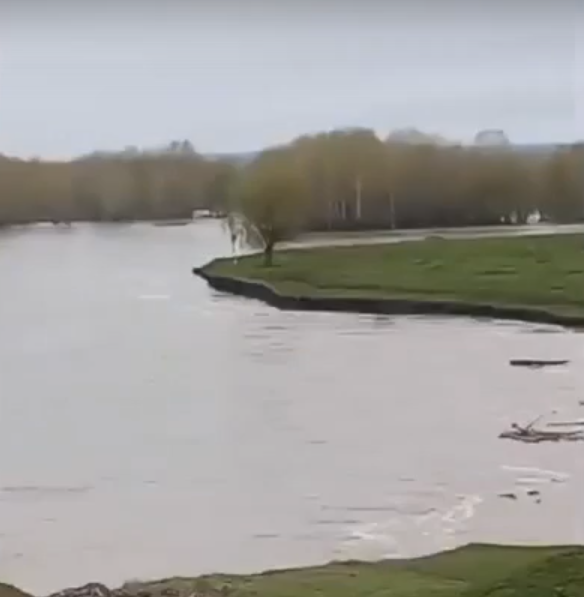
[
  {"x1": 1, "y1": 131, "x2": 583, "y2": 249},
  {"x1": 230, "y1": 129, "x2": 583, "y2": 263},
  {"x1": 0, "y1": 142, "x2": 236, "y2": 225}
]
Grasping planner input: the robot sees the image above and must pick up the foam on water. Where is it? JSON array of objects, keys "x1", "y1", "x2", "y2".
[
  {"x1": 338, "y1": 494, "x2": 483, "y2": 559},
  {"x1": 501, "y1": 465, "x2": 571, "y2": 483}
]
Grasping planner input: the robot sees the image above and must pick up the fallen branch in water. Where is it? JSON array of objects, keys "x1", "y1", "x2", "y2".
[
  {"x1": 509, "y1": 359, "x2": 569, "y2": 369},
  {"x1": 499, "y1": 422, "x2": 584, "y2": 443}
]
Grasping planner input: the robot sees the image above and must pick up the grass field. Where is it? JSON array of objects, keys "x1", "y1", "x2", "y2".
[
  {"x1": 3, "y1": 546, "x2": 583, "y2": 595},
  {"x1": 118, "y1": 544, "x2": 584, "y2": 596},
  {"x1": 207, "y1": 234, "x2": 584, "y2": 317}
]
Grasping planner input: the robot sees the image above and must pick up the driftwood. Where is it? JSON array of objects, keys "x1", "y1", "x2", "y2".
[
  {"x1": 498, "y1": 489, "x2": 541, "y2": 500},
  {"x1": 509, "y1": 359, "x2": 569, "y2": 369},
  {"x1": 499, "y1": 421, "x2": 584, "y2": 444}
]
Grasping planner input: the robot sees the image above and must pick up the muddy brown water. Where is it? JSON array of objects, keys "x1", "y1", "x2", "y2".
[{"x1": 1, "y1": 222, "x2": 583, "y2": 594}]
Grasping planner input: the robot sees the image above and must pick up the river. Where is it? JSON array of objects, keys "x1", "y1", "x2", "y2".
[{"x1": 1, "y1": 221, "x2": 583, "y2": 594}]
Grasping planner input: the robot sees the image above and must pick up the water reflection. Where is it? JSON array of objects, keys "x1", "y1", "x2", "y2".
[{"x1": 0, "y1": 222, "x2": 583, "y2": 593}]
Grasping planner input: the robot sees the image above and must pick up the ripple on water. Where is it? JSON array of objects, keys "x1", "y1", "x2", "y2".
[
  {"x1": 0, "y1": 485, "x2": 93, "y2": 503},
  {"x1": 137, "y1": 294, "x2": 171, "y2": 301}
]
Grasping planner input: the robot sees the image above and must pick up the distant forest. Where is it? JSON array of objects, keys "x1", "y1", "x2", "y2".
[{"x1": 1, "y1": 129, "x2": 582, "y2": 230}]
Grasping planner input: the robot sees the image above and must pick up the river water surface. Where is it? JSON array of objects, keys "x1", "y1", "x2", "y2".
[{"x1": 1, "y1": 222, "x2": 583, "y2": 593}]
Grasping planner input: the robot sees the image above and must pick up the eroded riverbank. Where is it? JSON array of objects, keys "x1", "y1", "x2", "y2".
[
  {"x1": 193, "y1": 262, "x2": 584, "y2": 328},
  {"x1": 197, "y1": 234, "x2": 584, "y2": 328}
]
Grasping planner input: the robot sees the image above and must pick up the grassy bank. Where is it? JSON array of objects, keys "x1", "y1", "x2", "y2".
[
  {"x1": 206, "y1": 234, "x2": 584, "y2": 318},
  {"x1": 123, "y1": 545, "x2": 584, "y2": 596},
  {"x1": 4, "y1": 544, "x2": 582, "y2": 597}
]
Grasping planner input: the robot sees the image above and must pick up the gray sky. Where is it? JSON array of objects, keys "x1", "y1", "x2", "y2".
[{"x1": 0, "y1": 0, "x2": 582, "y2": 158}]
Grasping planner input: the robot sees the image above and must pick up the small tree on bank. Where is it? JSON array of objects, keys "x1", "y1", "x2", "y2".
[{"x1": 231, "y1": 147, "x2": 308, "y2": 266}]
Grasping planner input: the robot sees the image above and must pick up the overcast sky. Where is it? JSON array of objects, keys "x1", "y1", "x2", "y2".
[{"x1": 0, "y1": 0, "x2": 581, "y2": 158}]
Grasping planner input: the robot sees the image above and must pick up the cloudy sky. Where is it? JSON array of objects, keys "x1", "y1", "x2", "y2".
[{"x1": 0, "y1": 0, "x2": 581, "y2": 158}]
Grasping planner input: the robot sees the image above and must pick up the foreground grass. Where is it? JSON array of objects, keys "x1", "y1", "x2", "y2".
[
  {"x1": 207, "y1": 234, "x2": 584, "y2": 317},
  {"x1": 120, "y1": 545, "x2": 584, "y2": 596},
  {"x1": 3, "y1": 545, "x2": 584, "y2": 596},
  {"x1": 0, "y1": 585, "x2": 32, "y2": 597}
]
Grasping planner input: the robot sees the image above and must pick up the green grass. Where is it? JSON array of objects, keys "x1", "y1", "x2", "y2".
[
  {"x1": 463, "y1": 549, "x2": 584, "y2": 596},
  {"x1": 207, "y1": 235, "x2": 584, "y2": 317},
  {"x1": 5, "y1": 545, "x2": 583, "y2": 596},
  {"x1": 118, "y1": 545, "x2": 584, "y2": 596}
]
